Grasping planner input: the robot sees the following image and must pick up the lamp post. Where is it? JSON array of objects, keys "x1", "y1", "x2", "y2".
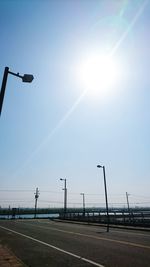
[
  {"x1": 80, "y1": 193, "x2": 85, "y2": 216},
  {"x1": 126, "y1": 192, "x2": 130, "y2": 213},
  {"x1": 0, "y1": 66, "x2": 34, "y2": 116},
  {"x1": 97, "y1": 164, "x2": 109, "y2": 232},
  {"x1": 126, "y1": 192, "x2": 131, "y2": 221},
  {"x1": 34, "y1": 187, "x2": 40, "y2": 219},
  {"x1": 60, "y1": 178, "x2": 67, "y2": 216}
]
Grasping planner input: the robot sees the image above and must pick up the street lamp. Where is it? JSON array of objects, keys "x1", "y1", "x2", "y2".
[
  {"x1": 97, "y1": 164, "x2": 109, "y2": 232},
  {"x1": 0, "y1": 66, "x2": 34, "y2": 116},
  {"x1": 126, "y1": 192, "x2": 131, "y2": 221},
  {"x1": 60, "y1": 178, "x2": 67, "y2": 216},
  {"x1": 80, "y1": 193, "x2": 85, "y2": 216},
  {"x1": 34, "y1": 187, "x2": 40, "y2": 219},
  {"x1": 126, "y1": 192, "x2": 130, "y2": 213}
]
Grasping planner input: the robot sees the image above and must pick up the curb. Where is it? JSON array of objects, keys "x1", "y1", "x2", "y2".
[{"x1": 53, "y1": 219, "x2": 150, "y2": 232}]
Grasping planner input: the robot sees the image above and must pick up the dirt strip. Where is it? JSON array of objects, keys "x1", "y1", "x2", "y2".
[{"x1": 0, "y1": 245, "x2": 26, "y2": 267}]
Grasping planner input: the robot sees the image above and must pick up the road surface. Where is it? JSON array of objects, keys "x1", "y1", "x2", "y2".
[{"x1": 0, "y1": 219, "x2": 150, "y2": 267}]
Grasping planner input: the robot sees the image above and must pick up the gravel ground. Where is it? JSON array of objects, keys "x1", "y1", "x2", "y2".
[{"x1": 0, "y1": 245, "x2": 26, "y2": 267}]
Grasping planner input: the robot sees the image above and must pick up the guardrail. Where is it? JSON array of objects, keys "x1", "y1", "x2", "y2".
[{"x1": 59, "y1": 211, "x2": 150, "y2": 227}]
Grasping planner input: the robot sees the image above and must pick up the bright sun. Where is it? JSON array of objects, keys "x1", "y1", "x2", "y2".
[{"x1": 79, "y1": 52, "x2": 120, "y2": 98}]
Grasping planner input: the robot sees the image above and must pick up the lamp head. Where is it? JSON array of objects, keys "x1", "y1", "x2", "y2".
[
  {"x1": 22, "y1": 74, "x2": 34, "y2": 83},
  {"x1": 97, "y1": 165, "x2": 103, "y2": 168}
]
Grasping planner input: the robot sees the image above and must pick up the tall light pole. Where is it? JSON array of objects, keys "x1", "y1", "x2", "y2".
[
  {"x1": 60, "y1": 178, "x2": 67, "y2": 216},
  {"x1": 80, "y1": 193, "x2": 85, "y2": 216},
  {"x1": 97, "y1": 164, "x2": 109, "y2": 232},
  {"x1": 126, "y1": 192, "x2": 130, "y2": 219},
  {"x1": 34, "y1": 187, "x2": 40, "y2": 219},
  {"x1": 0, "y1": 66, "x2": 34, "y2": 116}
]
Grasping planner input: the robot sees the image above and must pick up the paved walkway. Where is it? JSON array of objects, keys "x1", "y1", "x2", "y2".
[{"x1": 0, "y1": 245, "x2": 25, "y2": 267}]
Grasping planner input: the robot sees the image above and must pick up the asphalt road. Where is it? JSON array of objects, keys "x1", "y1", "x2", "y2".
[{"x1": 0, "y1": 219, "x2": 150, "y2": 267}]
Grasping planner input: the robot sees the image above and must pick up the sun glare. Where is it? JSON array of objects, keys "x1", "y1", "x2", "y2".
[{"x1": 79, "y1": 53, "x2": 120, "y2": 98}]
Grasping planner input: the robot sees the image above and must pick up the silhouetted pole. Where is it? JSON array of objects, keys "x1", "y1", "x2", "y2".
[
  {"x1": 60, "y1": 178, "x2": 67, "y2": 216},
  {"x1": 8, "y1": 205, "x2": 10, "y2": 220},
  {"x1": 126, "y1": 192, "x2": 130, "y2": 220},
  {"x1": 80, "y1": 193, "x2": 85, "y2": 215},
  {"x1": 0, "y1": 66, "x2": 34, "y2": 116},
  {"x1": 0, "y1": 67, "x2": 9, "y2": 116},
  {"x1": 65, "y1": 180, "x2": 67, "y2": 214},
  {"x1": 97, "y1": 165, "x2": 109, "y2": 232},
  {"x1": 34, "y1": 187, "x2": 40, "y2": 218}
]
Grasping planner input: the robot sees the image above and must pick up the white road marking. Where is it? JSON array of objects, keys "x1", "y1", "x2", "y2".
[
  {"x1": 0, "y1": 225, "x2": 105, "y2": 267},
  {"x1": 18, "y1": 221, "x2": 150, "y2": 250},
  {"x1": 110, "y1": 229, "x2": 150, "y2": 237},
  {"x1": 35, "y1": 219, "x2": 150, "y2": 238},
  {"x1": 53, "y1": 221, "x2": 150, "y2": 238}
]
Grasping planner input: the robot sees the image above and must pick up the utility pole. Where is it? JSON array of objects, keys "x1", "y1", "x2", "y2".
[
  {"x1": 34, "y1": 187, "x2": 40, "y2": 218},
  {"x1": 60, "y1": 178, "x2": 67, "y2": 217},
  {"x1": 126, "y1": 192, "x2": 130, "y2": 221},
  {"x1": 97, "y1": 165, "x2": 109, "y2": 232},
  {"x1": 80, "y1": 193, "x2": 85, "y2": 216},
  {"x1": 64, "y1": 179, "x2": 67, "y2": 215},
  {"x1": 8, "y1": 205, "x2": 10, "y2": 219}
]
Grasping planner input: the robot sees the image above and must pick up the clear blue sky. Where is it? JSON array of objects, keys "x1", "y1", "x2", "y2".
[{"x1": 0, "y1": 0, "x2": 150, "y2": 208}]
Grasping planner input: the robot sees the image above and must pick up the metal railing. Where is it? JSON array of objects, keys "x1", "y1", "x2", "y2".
[{"x1": 59, "y1": 210, "x2": 150, "y2": 227}]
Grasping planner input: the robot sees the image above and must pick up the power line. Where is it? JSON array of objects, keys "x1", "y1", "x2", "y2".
[{"x1": 0, "y1": 190, "x2": 34, "y2": 192}]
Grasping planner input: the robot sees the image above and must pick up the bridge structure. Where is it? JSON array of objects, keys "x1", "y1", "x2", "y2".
[{"x1": 0, "y1": 207, "x2": 150, "y2": 227}]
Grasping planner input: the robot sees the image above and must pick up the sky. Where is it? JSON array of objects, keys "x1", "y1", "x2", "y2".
[{"x1": 0, "y1": 0, "x2": 150, "y2": 209}]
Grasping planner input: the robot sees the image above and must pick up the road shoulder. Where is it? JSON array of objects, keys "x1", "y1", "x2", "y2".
[{"x1": 0, "y1": 244, "x2": 26, "y2": 267}]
